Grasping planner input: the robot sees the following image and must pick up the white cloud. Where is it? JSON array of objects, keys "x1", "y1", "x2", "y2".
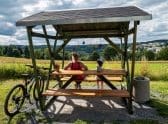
[
  {"x1": 0, "y1": 15, "x2": 5, "y2": 19},
  {"x1": 0, "y1": 34, "x2": 16, "y2": 45},
  {"x1": 0, "y1": 21, "x2": 16, "y2": 35},
  {"x1": 22, "y1": 0, "x2": 53, "y2": 17},
  {"x1": 72, "y1": 0, "x2": 85, "y2": 5}
]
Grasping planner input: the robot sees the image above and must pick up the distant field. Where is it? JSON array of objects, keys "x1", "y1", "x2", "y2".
[{"x1": 0, "y1": 56, "x2": 168, "y2": 80}]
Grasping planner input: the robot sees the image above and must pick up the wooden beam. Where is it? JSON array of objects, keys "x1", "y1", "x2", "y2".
[
  {"x1": 31, "y1": 31, "x2": 63, "y2": 40},
  {"x1": 63, "y1": 29, "x2": 121, "y2": 35},
  {"x1": 68, "y1": 34, "x2": 124, "y2": 38},
  {"x1": 43, "y1": 89, "x2": 130, "y2": 97},
  {"x1": 31, "y1": 31, "x2": 125, "y2": 40},
  {"x1": 42, "y1": 25, "x2": 55, "y2": 66},
  {"x1": 55, "y1": 38, "x2": 71, "y2": 54},
  {"x1": 127, "y1": 28, "x2": 135, "y2": 35},
  {"x1": 104, "y1": 37, "x2": 124, "y2": 55}
]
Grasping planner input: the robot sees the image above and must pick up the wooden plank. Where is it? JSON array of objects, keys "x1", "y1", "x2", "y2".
[
  {"x1": 52, "y1": 69, "x2": 126, "y2": 76},
  {"x1": 42, "y1": 89, "x2": 130, "y2": 97},
  {"x1": 60, "y1": 76, "x2": 123, "y2": 82}
]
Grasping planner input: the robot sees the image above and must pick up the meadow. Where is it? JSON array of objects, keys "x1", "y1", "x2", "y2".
[{"x1": 0, "y1": 56, "x2": 168, "y2": 81}]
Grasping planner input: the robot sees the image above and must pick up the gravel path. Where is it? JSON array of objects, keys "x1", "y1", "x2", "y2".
[{"x1": 44, "y1": 96, "x2": 168, "y2": 123}]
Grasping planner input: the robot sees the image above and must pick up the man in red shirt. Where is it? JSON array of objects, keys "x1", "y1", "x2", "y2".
[{"x1": 64, "y1": 53, "x2": 88, "y2": 89}]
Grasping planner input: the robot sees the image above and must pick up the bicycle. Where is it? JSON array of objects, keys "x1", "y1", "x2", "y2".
[{"x1": 4, "y1": 65, "x2": 48, "y2": 117}]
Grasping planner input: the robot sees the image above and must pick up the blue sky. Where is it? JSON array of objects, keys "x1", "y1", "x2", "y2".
[{"x1": 0, "y1": 0, "x2": 168, "y2": 45}]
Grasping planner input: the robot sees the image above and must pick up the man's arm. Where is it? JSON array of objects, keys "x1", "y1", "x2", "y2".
[
  {"x1": 80, "y1": 62, "x2": 88, "y2": 71},
  {"x1": 64, "y1": 63, "x2": 72, "y2": 70}
]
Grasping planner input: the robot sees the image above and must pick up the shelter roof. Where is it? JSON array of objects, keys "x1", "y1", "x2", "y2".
[{"x1": 16, "y1": 6, "x2": 152, "y2": 26}]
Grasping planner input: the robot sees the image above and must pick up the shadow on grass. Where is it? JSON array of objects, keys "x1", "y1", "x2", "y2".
[{"x1": 148, "y1": 99, "x2": 168, "y2": 117}]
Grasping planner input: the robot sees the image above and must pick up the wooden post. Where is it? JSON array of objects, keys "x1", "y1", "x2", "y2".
[
  {"x1": 123, "y1": 35, "x2": 128, "y2": 69},
  {"x1": 26, "y1": 26, "x2": 42, "y2": 109},
  {"x1": 124, "y1": 34, "x2": 131, "y2": 90},
  {"x1": 26, "y1": 27, "x2": 37, "y2": 74},
  {"x1": 128, "y1": 21, "x2": 138, "y2": 114},
  {"x1": 62, "y1": 47, "x2": 65, "y2": 69},
  {"x1": 130, "y1": 21, "x2": 138, "y2": 92},
  {"x1": 120, "y1": 38, "x2": 124, "y2": 69}
]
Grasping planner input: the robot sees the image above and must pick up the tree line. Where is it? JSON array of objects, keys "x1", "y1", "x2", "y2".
[{"x1": 0, "y1": 45, "x2": 168, "y2": 61}]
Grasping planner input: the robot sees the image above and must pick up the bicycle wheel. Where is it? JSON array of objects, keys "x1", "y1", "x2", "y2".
[
  {"x1": 4, "y1": 84, "x2": 25, "y2": 117},
  {"x1": 33, "y1": 77, "x2": 45, "y2": 101}
]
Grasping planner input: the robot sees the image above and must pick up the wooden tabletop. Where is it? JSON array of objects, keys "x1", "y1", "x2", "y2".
[{"x1": 52, "y1": 69, "x2": 126, "y2": 76}]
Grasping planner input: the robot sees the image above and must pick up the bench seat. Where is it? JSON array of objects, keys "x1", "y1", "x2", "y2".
[{"x1": 42, "y1": 89, "x2": 130, "y2": 97}]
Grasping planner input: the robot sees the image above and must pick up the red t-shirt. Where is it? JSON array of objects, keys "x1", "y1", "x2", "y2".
[{"x1": 70, "y1": 62, "x2": 85, "y2": 81}]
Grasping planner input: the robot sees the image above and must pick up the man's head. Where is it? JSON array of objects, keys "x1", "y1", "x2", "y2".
[{"x1": 72, "y1": 52, "x2": 79, "y2": 62}]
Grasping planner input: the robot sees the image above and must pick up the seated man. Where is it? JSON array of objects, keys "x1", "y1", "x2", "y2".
[{"x1": 64, "y1": 52, "x2": 88, "y2": 89}]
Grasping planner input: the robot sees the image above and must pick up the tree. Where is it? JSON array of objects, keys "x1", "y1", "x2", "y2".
[
  {"x1": 135, "y1": 51, "x2": 143, "y2": 61},
  {"x1": 6, "y1": 45, "x2": 15, "y2": 57},
  {"x1": 17, "y1": 47, "x2": 23, "y2": 55},
  {"x1": 103, "y1": 46, "x2": 118, "y2": 60},
  {"x1": 3, "y1": 46, "x2": 8, "y2": 55},
  {"x1": 89, "y1": 51, "x2": 100, "y2": 61},
  {"x1": 24, "y1": 46, "x2": 30, "y2": 58},
  {"x1": 0, "y1": 47, "x2": 3, "y2": 56},
  {"x1": 13, "y1": 49, "x2": 21, "y2": 57},
  {"x1": 144, "y1": 50, "x2": 155, "y2": 61},
  {"x1": 34, "y1": 49, "x2": 41, "y2": 59},
  {"x1": 157, "y1": 47, "x2": 168, "y2": 60}
]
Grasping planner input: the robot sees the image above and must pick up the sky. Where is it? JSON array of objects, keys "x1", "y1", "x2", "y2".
[{"x1": 0, "y1": 0, "x2": 168, "y2": 45}]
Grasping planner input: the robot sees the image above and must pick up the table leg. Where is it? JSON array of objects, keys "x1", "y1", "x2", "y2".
[
  {"x1": 98, "y1": 75, "x2": 128, "y2": 106},
  {"x1": 61, "y1": 76, "x2": 74, "y2": 89},
  {"x1": 97, "y1": 75, "x2": 117, "y2": 90}
]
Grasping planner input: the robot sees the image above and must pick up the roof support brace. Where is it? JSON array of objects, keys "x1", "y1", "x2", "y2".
[
  {"x1": 55, "y1": 38, "x2": 71, "y2": 54},
  {"x1": 42, "y1": 25, "x2": 55, "y2": 66},
  {"x1": 104, "y1": 37, "x2": 124, "y2": 55}
]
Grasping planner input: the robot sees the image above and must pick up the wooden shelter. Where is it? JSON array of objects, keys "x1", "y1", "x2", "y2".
[{"x1": 16, "y1": 6, "x2": 152, "y2": 114}]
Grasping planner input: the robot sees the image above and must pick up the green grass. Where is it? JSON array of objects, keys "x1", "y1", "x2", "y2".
[
  {"x1": 149, "y1": 99, "x2": 168, "y2": 117},
  {"x1": 129, "y1": 119, "x2": 159, "y2": 124},
  {"x1": 151, "y1": 81, "x2": 168, "y2": 97},
  {"x1": 0, "y1": 80, "x2": 21, "y2": 123},
  {"x1": 149, "y1": 81, "x2": 168, "y2": 117}
]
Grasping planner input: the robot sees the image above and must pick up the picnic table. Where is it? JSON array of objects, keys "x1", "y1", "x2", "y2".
[{"x1": 43, "y1": 69, "x2": 129, "y2": 98}]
